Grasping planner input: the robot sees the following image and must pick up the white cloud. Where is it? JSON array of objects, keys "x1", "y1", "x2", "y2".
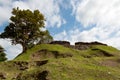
[
  {"x1": 70, "y1": 0, "x2": 82, "y2": 15},
  {"x1": 12, "y1": 0, "x2": 66, "y2": 28},
  {"x1": 0, "y1": 0, "x2": 12, "y2": 6},
  {"x1": 54, "y1": 30, "x2": 68, "y2": 41},
  {"x1": 0, "y1": 0, "x2": 12, "y2": 25},
  {"x1": 1, "y1": 0, "x2": 120, "y2": 60},
  {"x1": 71, "y1": 0, "x2": 120, "y2": 28},
  {"x1": 56, "y1": 0, "x2": 120, "y2": 49},
  {"x1": 54, "y1": 28, "x2": 99, "y2": 45},
  {"x1": 49, "y1": 15, "x2": 62, "y2": 28},
  {"x1": 0, "y1": 0, "x2": 65, "y2": 59},
  {"x1": 0, "y1": 0, "x2": 65, "y2": 28},
  {"x1": 103, "y1": 37, "x2": 120, "y2": 49},
  {"x1": 0, "y1": 39, "x2": 22, "y2": 60},
  {"x1": 12, "y1": 1, "x2": 30, "y2": 9},
  {"x1": 54, "y1": 27, "x2": 120, "y2": 49}
]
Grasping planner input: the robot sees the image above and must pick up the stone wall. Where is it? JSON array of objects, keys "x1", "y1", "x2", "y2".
[
  {"x1": 50, "y1": 41, "x2": 107, "y2": 50},
  {"x1": 75, "y1": 41, "x2": 107, "y2": 46},
  {"x1": 50, "y1": 41, "x2": 70, "y2": 47},
  {"x1": 74, "y1": 41, "x2": 107, "y2": 50}
]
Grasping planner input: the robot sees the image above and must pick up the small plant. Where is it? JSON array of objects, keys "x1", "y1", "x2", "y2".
[{"x1": 0, "y1": 46, "x2": 7, "y2": 62}]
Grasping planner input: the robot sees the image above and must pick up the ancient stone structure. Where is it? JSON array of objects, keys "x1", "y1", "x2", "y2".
[
  {"x1": 50, "y1": 41, "x2": 107, "y2": 50},
  {"x1": 50, "y1": 41, "x2": 70, "y2": 47},
  {"x1": 75, "y1": 41, "x2": 107, "y2": 50},
  {"x1": 75, "y1": 41, "x2": 107, "y2": 46}
]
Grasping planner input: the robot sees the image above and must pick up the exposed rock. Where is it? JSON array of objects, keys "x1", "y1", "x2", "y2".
[
  {"x1": 34, "y1": 60, "x2": 48, "y2": 66},
  {"x1": 13, "y1": 61, "x2": 28, "y2": 70},
  {"x1": 15, "y1": 70, "x2": 49, "y2": 80},
  {"x1": 50, "y1": 41, "x2": 107, "y2": 50},
  {"x1": 37, "y1": 70, "x2": 49, "y2": 80},
  {"x1": 50, "y1": 41, "x2": 70, "y2": 47},
  {"x1": 0, "y1": 72, "x2": 6, "y2": 79},
  {"x1": 75, "y1": 41, "x2": 107, "y2": 46},
  {"x1": 74, "y1": 41, "x2": 107, "y2": 50},
  {"x1": 91, "y1": 49, "x2": 113, "y2": 57},
  {"x1": 12, "y1": 73, "x2": 22, "y2": 80},
  {"x1": 75, "y1": 45, "x2": 90, "y2": 50},
  {"x1": 31, "y1": 49, "x2": 73, "y2": 61},
  {"x1": 51, "y1": 51, "x2": 73, "y2": 58}
]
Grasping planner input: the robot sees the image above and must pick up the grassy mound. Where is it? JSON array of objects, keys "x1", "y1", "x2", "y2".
[
  {"x1": 14, "y1": 44, "x2": 76, "y2": 61},
  {"x1": 0, "y1": 44, "x2": 120, "y2": 80}
]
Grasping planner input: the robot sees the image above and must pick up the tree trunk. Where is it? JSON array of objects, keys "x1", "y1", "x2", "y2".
[{"x1": 22, "y1": 43, "x2": 27, "y2": 53}]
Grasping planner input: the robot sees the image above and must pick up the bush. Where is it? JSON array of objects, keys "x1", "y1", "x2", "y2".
[{"x1": 0, "y1": 46, "x2": 7, "y2": 62}]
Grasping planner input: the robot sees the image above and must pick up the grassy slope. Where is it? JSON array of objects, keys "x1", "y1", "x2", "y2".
[
  {"x1": 14, "y1": 44, "x2": 78, "y2": 61},
  {"x1": 1, "y1": 44, "x2": 120, "y2": 80}
]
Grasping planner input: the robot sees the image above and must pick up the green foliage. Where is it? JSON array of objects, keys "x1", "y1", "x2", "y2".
[
  {"x1": 14, "y1": 44, "x2": 75, "y2": 61},
  {"x1": 0, "y1": 44, "x2": 120, "y2": 80},
  {"x1": 0, "y1": 7, "x2": 53, "y2": 53},
  {"x1": 0, "y1": 46, "x2": 7, "y2": 62},
  {"x1": 91, "y1": 45, "x2": 120, "y2": 53}
]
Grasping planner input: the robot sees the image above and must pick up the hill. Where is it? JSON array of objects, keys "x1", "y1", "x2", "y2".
[{"x1": 0, "y1": 42, "x2": 120, "y2": 80}]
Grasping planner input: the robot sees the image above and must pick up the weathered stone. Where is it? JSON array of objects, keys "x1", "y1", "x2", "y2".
[
  {"x1": 75, "y1": 41, "x2": 107, "y2": 46},
  {"x1": 50, "y1": 41, "x2": 70, "y2": 47},
  {"x1": 49, "y1": 41, "x2": 107, "y2": 50},
  {"x1": 74, "y1": 41, "x2": 107, "y2": 50}
]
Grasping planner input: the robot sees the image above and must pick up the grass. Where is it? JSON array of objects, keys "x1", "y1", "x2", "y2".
[
  {"x1": 91, "y1": 45, "x2": 120, "y2": 53},
  {"x1": 0, "y1": 44, "x2": 120, "y2": 80},
  {"x1": 14, "y1": 44, "x2": 77, "y2": 61},
  {"x1": 40, "y1": 58, "x2": 120, "y2": 80}
]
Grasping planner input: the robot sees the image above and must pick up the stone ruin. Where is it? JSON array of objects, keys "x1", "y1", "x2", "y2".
[
  {"x1": 75, "y1": 42, "x2": 107, "y2": 50},
  {"x1": 50, "y1": 41, "x2": 70, "y2": 47},
  {"x1": 75, "y1": 42, "x2": 107, "y2": 46},
  {"x1": 50, "y1": 41, "x2": 107, "y2": 50}
]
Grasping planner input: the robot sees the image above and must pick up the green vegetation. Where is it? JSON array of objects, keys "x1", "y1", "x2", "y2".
[
  {"x1": 0, "y1": 44, "x2": 120, "y2": 80},
  {"x1": 0, "y1": 46, "x2": 7, "y2": 62},
  {"x1": 91, "y1": 45, "x2": 120, "y2": 53},
  {"x1": 80, "y1": 45, "x2": 120, "y2": 58},
  {"x1": 0, "y1": 7, "x2": 53, "y2": 53},
  {"x1": 14, "y1": 44, "x2": 75, "y2": 61},
  {"x1": 0, "y1": 7, "x2": 120, "y2": 80}
]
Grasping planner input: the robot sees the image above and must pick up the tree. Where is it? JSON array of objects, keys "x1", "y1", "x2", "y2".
[
  {"x1": 0, "y1": 46, "x2": 7, "y2": 62},
  {"x1": 39, "y1": 30, "x2": 53, "y2": 44},
  {"x1": 0, "y1": 7, "x2": 53, "y2": 53}
]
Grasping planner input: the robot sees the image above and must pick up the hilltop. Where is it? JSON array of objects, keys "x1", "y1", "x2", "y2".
[{"x1": 0, "y1": 41, "x2": 120, "y2": 80}]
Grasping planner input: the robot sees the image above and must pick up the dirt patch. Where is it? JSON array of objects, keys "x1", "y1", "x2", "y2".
[
  {"x1": 31, "y1": 49, "x2": 73, "y2": 60},
  {"x1": 35, "y1": 60, "x2": 48, "y2": 66},
  {"x1": 100, "y1": 59, "x2": 120, "y2": 67},
  {"x1": 0, "y1": 72, "x2": 6, "y2": 79},
  {"x1": 15, "y1": 70, "x2": 49, "y2": 80},
  {"x1": 13, "y1": 61, "x2": 28, "y2": 70},
  {"x1": 92, "y1": 49, "x2": 113, "y2": 57},
  {"x1": 116, "y1": 59, "x2": 120, "y2": 63},
  {"x1": 36, "y1": 70, "x2": 49, "y2": 80}
]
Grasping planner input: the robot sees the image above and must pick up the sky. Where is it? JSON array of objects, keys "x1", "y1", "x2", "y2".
[{"x1": 0, "y1": 0, "x2": 120, "y2": 59}]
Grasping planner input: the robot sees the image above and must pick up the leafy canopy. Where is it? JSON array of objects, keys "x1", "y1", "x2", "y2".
[{"x1": 0, "y1": 7, "x2": 53, "y2": 52}]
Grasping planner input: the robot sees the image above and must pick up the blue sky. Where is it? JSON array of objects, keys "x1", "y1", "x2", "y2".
[{"x1": 0, "y1": 0, "x2": 120, "y2": 59}]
